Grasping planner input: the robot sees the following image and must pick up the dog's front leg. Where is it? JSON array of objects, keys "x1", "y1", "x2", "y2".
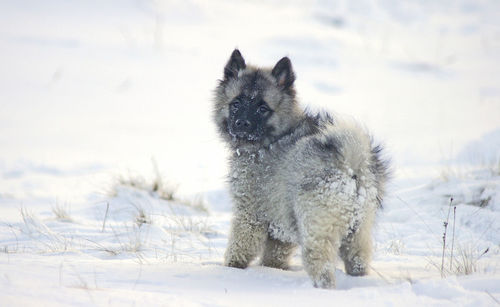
[{"x1": 224, "y1": 210, "x2": 267, "y2": 269}]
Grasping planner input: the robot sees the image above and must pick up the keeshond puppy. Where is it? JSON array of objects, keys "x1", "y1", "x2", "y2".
[{"x1": 213, "y1": 49, "x2": 389, "y2": 288}]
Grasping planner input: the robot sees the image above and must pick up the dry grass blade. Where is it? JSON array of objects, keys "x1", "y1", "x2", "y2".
[{"x1": 441, "y1": 197, "x2": 454, "y2": 277}]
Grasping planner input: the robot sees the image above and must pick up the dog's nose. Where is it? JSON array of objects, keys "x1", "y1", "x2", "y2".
[{"x1": 235, "y1": 119, "x2": 251, "y2": 128}]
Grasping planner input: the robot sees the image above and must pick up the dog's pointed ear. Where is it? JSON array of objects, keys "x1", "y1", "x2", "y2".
[
  {"x1": 272, "y1": 57, "x2": 295, "y2": 88},
  {"x1": 224, "y1": 49, "x2": 246, "y2": 80}
]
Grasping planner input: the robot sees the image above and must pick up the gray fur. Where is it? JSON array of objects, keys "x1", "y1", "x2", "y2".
[{"x1": 213, "y1": 50, "x2": 390, "y2": 288}]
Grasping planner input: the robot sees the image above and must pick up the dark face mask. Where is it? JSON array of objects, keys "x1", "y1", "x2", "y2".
[{"x1": 227, "y1": 95, "x2": 273, "y2": 142}]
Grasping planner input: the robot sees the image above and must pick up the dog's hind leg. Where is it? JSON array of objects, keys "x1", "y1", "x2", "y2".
[
  {"x1": 261, "y1": 235, "x2": 297, "y2": 270},
  {"x1": 300, "y1": 228, "x2": 340, "y2": 289},
  {"x1": 339, "y1": 212, "x2": 375, "y2": 276},
  {"x1": 296, "y1": 203, "x2": 344, "y2": 288}
]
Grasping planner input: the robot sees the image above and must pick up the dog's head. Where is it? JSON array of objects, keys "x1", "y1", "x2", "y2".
[{"x1": 214, "y1": 49, "x2": 302, "y2": 150}]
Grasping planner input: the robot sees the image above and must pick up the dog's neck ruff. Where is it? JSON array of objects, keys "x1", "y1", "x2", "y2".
[{"x1": 232, "y1": 111, "x2": 334, "y2": 157}]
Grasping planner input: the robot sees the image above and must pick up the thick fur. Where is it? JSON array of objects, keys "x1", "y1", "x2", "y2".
[{"x1": 213, "y1": 49, "x2": 390, "y2": 288}]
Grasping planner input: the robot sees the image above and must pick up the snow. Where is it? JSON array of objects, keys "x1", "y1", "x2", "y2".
[{"x1": 1, "y1": 0, "x2": 500, "y2": 306}]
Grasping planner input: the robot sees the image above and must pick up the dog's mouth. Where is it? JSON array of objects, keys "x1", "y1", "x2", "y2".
[{"x1": 228, "y1": 128, "x2": 260, "y2": 142}]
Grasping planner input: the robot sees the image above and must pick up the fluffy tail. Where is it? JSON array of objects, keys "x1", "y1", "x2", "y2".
[{"x1": 369, "y1": 142, "x2": 391, "y2": 207}]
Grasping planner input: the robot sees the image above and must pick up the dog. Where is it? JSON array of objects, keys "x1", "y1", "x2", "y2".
[{"x1": 213, "y1": 49, "x2": 389, "y2": 288}]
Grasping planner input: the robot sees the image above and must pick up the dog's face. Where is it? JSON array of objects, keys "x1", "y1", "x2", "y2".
[
  {"x1": 214, "y1": 50, "x2": 302, "y2": 150},
  {"x1": 226, "y1": 71, "x2": 276, "y2": 142}
]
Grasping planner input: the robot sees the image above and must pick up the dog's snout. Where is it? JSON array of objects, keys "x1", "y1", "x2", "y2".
[{"x1": 235, "y1": 119, "x2": 251, "y2": 129}]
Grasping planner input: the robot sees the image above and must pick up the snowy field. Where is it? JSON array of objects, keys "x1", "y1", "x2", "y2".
[{"x1": 1, "y1": 0, "x2": 500, "y2": 306}]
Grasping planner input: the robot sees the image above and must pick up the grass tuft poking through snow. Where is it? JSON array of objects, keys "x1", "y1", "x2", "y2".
[
  {"x1": 19, "y1": 207, "x2": 73, "y2": 253},
  {"x1": 112, "y1": 160, "x2": 209, "y2": 213},
  {"x1": 454, "y1": 245, "x2": 490, "y2": 276},
  {"x1": 424, "y1": 168, "x2": 500, "y2": 278},
  {"x1": 51, "y1": 203, "x2": 73, "y2": 223},
  {"x1": 132, "y1": 202, "x2": 152, "y2": 227}
]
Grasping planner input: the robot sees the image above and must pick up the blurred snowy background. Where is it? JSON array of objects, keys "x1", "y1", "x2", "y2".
[{"x1": 1, "y1": 0, "x2": 499, "y2": 198}]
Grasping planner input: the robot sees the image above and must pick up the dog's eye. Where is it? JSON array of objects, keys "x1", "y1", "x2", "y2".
[
  {"x1": 257, "y1": 105, "x2": 270, "y2": 114},
  {"x1": 231, "y1": 101, "x2": 240, "y2": 113}
]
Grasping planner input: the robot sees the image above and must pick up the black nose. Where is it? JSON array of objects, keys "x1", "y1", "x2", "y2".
[{"x1": 235, "y1": 119, "x2": 251, "y2": 129}]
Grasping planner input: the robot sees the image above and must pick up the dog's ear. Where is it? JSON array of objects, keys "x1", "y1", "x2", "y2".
[
  {"x1": 224, "y1": 49, "x2": 246, "y2": 80},
  {"x1": 272, "y1": 57, "x2": 295, "y2": 88}
]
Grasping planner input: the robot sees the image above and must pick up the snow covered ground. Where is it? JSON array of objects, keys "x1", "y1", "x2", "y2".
[{"x1": 1, "y1": 0, "x2": 500, "y2": 306}]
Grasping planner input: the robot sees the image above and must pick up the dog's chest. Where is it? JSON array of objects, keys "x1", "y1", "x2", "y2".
[
  {"x1": 230, "y1": 153, "x2": 299, "y2": 243},
  {"x1": 230, "y1": 154, "x2": 278, "y2": 211},
  {"x1": 229, "y1": 155, "x2": 270, "y2": 201}
]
